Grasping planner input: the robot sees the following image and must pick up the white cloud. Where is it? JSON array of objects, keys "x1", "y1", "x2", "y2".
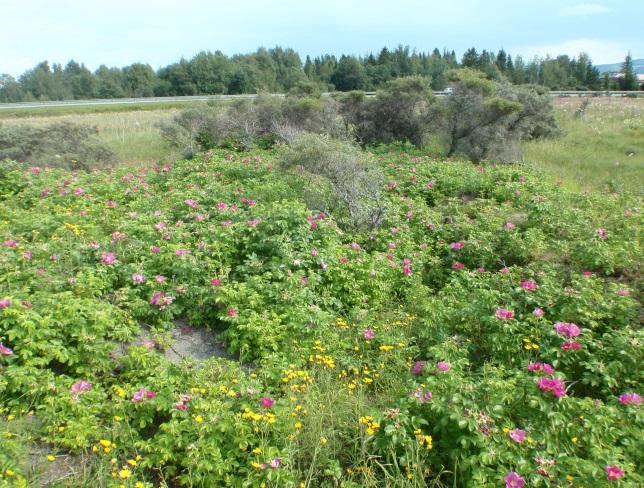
[
  {"x1": 517, "y1": 38, "x2": 628, "y2": 64},
  {"x1": 559, "y1": 3, "x2": 610, "y2": 17}
]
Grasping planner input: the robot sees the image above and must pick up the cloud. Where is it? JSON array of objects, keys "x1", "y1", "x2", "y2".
[
  {"x1": 559, "y1": 3, "x2": 610, "y2": 17},
  {"x1": 517, "y1": 38, "x2": 628, "y2": 64}
]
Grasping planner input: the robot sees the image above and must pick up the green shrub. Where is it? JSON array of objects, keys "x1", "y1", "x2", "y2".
[{"x1": 0, "y1": 121, "x2": 118, "y2": 169}]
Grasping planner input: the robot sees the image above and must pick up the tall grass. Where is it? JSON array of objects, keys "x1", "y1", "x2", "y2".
[{"x1": 523, "y1": 97, "x2": 644, "y2": 194}]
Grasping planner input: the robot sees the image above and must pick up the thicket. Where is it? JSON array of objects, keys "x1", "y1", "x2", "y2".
[
  {"x1": 0, "y1": 121, "x2": 118, "y2": 170},
  {"x1": 162, "y1": 70, "x2": 560, "y2": 164}
]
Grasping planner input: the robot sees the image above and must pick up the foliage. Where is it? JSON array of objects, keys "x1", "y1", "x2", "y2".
[
  {"x1": 278, "y1": 133, "x2": 386, "y2": 230},
  {"x1": 0, "y1": 121, "x2": 118, "y2": 169},
  {"x1": 339, "y1": 76, "x2": 435, "y2": 147},
  {"x1": 0, "y1": 147, "x2": 642, "y2": 487}
]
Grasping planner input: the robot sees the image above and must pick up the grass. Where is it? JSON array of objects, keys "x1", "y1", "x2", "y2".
[
  {"x1": 2, "y1": 97, "x2": 642, "y2": 192},
  {"x1": 0, "y1": 109, "x2": 177, "y2": 164},
  {"x1": 524, "y1": 97, "x2": 644, "y2": 194}
]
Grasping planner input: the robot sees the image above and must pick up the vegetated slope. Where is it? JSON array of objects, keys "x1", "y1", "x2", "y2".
[{"x1": 0, "y1": 149, "x2": 642, "y2": 487}]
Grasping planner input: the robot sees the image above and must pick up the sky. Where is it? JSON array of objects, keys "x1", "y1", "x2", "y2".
[{"x1": 2, "y1": 0, "x2": 642, "y2": 76}]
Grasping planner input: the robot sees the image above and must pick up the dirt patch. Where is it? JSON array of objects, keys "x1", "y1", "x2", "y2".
[
  {"x1": 164, "y1": 320, "x2": 235, "y2": 364},
  {"x1": 28, "y1": 446, "x2": 86, "y2": 486}
]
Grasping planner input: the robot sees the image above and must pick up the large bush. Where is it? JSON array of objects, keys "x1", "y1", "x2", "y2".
[
  {"x1": 434, "y1": 69, "x2": 560, "y2": 162},
  {"x1": 159, "y1": 94, "x2": 343, "y2": 155},
  {"x1": 339, "y1": 76, "x2": 435, "y2": 147},
  {"x1": 338, "y1": 71, "x2": 560, "y2": 162},
  {"x1": 278, "y1": 133, "x2": 386, "y2": 230},
  {"x1": 0, "y1": 121, "x2": 118, "y2": 169}
]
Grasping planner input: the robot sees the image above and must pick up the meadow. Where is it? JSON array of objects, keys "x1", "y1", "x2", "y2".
[{"x1": 0, "y1": 141, "x2": 642, "y2": 487}]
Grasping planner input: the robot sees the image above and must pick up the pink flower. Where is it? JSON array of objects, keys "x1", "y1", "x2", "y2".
[
  {"x1": 0, "y1": 299, "x2": 11, "y2": 309},
  {"x1": 561, "y1": 341, "x2": 581, "y2": 351},
  {"x1": 155, "y1": 275, "x2": 166, "y2": 283},
  {"x1": 452, "y1": 261, "x2": 465, "y2": 270},
  {"x1": 260, "y1": 397, "x2": 274, "y2": 408},
  {"x1": 3, "y1": 240, "x2": 18, "y2": 248},
  {"x1": 150, "y1": 245, "x2": 161, "y2": 254},
  {"x1": 101, "y1": 252, "x2": 116, "y2": 265},
  {"x1": 537, "y1": 377, "x2": 566, "y2": 398},
  {"x1": 402, "y1": 258, "x2": 412, "y2": 276},
  {"x1": 175, "y1": 249, "x2": 191, "y2": 257},
  {"x1": 617, "y1": 288, "x2": 630, "y2": 297},
  {"x1": 436, "y1": 361, "x2": 451, "y2": 372},
  {"x1": 131, "y1": 273, "x2": 145, "y2": 284},
  {"x1": 210, "y1": 278, "x2": 222, "y2": 286},
  {"x1": 618, "y1": 393, "x2": 643, "y2": 406},
  {"x1": 596, "y1": 228, "x2": 608, "y2": 240},
  {"x1": 508, "y1": 429, "x2": 526, "y2": 443},
  {"x1": 504, "y1": 471, "x2": 525, "y2": 488},
  {"x1": 527, "y1": 362, "x2": 555, "y2": 375},
  {"x1": 363, "y1": 329, "x2": 375, "y2": 341},
  {"x1": 533, "y1": 307, "x2": 544, "y2": 317},
  {"x1": 449, "y1": 241, "x2": 464, "y2": 250},
  {"x1": 411, "y1": 361, "x2": 425, "y2": 375},
  {"x1": 0, "y1": 342, "x2": 14, "y2": 356},
  {"x1": 477, "y1": 267, "x2": 486, "y2": 273},
  {"x1": 106, "y1": 200, "x2": 118, "y2": 208},
  {"x1": 554, "y1": 322, "x2": 581, "y2": 338},
  {"x1": 268, "y1": 458, "x2": 281, "y2": 469},
  {"x1": 73, "y1": 187, "x2": 85, "y2": 196},
  {"x1": 23, "y1": 250, "x2": 33, "y2": 261},
  {"x1": 606, "y1": 465, "x2": 624, "y2": 481},
  {"x1": 227, "y1": 308, "x2": 238, "y2": 317},
  {"x1": 500, "y1": 267, "x2": 510, "y2": 274},
  {"x1": 131, "y1": 388, "x2": 156, "y2": 403},
  {"x1": 184, "y1": 199, "x2": 199, "y2": 209},
  {"x1": 351, "y1": 242, "x2": 361, "y2": 250},
  {"x1": 338, "y1": 257, "x2": 349, "y2": 264},
  {"x1": 310, "y1": 248, "x2": 318, "y2": 257},
  {"x1": 520, "y1": 280, "x2": 537, "y2": 291},
  {"x1": 495, "y1": 309, "x2": 514, "y2": 320},
  {"x1": 70, "y1": 380, "x2": 92, "y2": 395},
  {"x1": 150, "y1": 291, "x2": 173, "y2": 309},
  {"x1": 142, "y1": 339, "x2": 155, "y2": 350},
  {"x1": 504, "y1": 222, "x2": 516, "y2": 230}
]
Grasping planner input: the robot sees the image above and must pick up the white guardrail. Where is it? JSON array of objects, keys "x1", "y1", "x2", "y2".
[{"x1": 0, "y1": 91, "x2": 642, "y2": 110}]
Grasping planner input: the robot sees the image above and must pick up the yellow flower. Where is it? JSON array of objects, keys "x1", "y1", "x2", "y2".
[
  {"x1": 566, "y1": 475, "x2": 574, "y2": 481},
  {"x1": 47, "y1": 455, "x2": 55, "y2": 462},
  {"x1": 118, "y1": 469, "x2": 131, "y2": 479},
  {"x1": 99, "y1": 439, "x2": 111, "y2": 448},
  {"x1": 252, "y1": 448, "x2": 262, "y2": 455},
  {"x1": 135, "y1": 483, "x2": 145, "y2": 488},
  {"x1": 294, "y1": 421, "x2": 303, "y2": 430},
  {"x1": 320, "y1": 436, "x2": 328, "y2": 445},
  {"x1": 571, "y1": 437, "x2": 577, "y2": 443},
  {"x1": 194, "y1": 415, "x2": 203, "y2": 424},
  {"x1": 127, "y1": 459, "x2": 137, "y2": 466}
]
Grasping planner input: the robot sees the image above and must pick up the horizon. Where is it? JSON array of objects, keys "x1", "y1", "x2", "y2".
[{"x1": 2, "y1": 0, "x2": 643, "y2": 77}]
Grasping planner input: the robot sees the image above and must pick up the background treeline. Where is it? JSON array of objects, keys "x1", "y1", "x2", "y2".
[{"x1": 1, "y1": 46, "x2": 640, "y2": 103}]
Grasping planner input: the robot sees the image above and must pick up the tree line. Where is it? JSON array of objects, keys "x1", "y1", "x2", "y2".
[{"x1": 0, "y1": 46, "x2": 640, "y2": 103}]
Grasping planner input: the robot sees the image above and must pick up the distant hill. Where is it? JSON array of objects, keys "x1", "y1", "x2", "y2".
[{"x1": 596, "y1": 59, "x2": 644, "y2": 74}]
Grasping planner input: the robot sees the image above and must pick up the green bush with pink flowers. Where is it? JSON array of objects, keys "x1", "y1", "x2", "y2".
[{"x1": 0, "y1": 145, "x2": 642, "y2": 487}]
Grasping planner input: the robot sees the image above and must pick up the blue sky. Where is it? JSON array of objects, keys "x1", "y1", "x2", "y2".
[{"x1": 2, "y1": 0, "x2": 642, "y2": 76}]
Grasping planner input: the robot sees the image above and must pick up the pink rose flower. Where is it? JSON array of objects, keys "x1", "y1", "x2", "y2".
[
  {"x1": 504, "y1": 471, "x2": 525, "y2": 488},
  {"x1": 436, "y1": 361, "x2": 451, "y2": 372},
  {"x1": 495, "y1": 308, "x2": 514, "y2": 320},
  {"x1": 260, "y1": 397, "x2": 274, "y2": 408},
  {"x1": 618, "y1": 393, "x2": 643, "y2": 406},
  {"x1": 363, "y1": 329, "x2": 375, "y2": 341},
  {"x1": 508, "y1": 428, "x2": 526, "y2": 443},
  {"x1": 606, "y1": 465, "x2": 624, "y2": 481}
]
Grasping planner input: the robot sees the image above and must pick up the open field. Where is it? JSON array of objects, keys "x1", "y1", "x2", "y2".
[{"x1": 525, "y1": 97, "x2": 644, "y2": 193}]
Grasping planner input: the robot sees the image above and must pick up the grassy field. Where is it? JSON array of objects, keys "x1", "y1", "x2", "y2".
[
  {"x1": 2, "y1": 97, "x2": 643, "y2": 192},
  {"x1": 524, "y1": 97, "x2": 644, "y2": 193}
]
